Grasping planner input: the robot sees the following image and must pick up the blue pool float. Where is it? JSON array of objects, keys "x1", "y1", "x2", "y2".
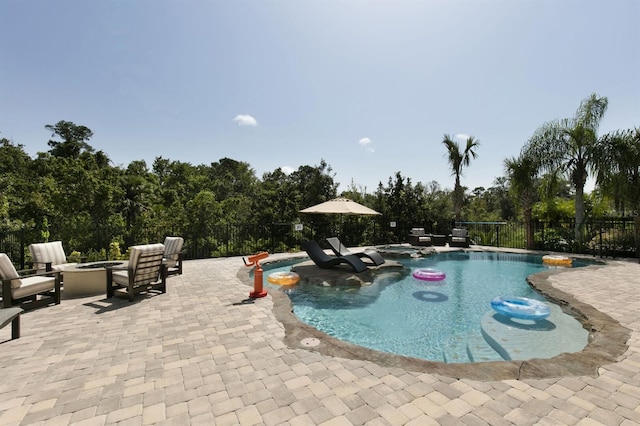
[{"x1": 490, "y1": 296, "x2": 550, "y2": 320}]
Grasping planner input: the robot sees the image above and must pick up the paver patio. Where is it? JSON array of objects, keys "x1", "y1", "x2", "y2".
[{"x1": 1, "y1": 248, "x2": 639, "y2": 425}]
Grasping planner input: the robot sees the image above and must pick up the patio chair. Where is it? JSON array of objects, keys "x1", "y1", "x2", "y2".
[
  {"x1": 326, "y1": 237, "x2": 385, "y2": 266},
  {"x1": 0, "y1": 253, "x2": 61, "y2": 311},
  {"x1": 162, "y1": 236, "x2": 184, "y2": 277},
  {"x1": 28, "y1": 241, "x2": 80, "y2": 274},
  {"x1": 106, "y1": 243, "x2": 167, "y2": 302},
  {"x1": 448, "y1": 228, "x2": 471, "y2": 248},
  {"x1": 0, "y1": 307, "x2": 23, "y2": 340},
  {"x1": 301, "y1": 241, "x2": 368, "y2": 273},
  {"x1": 408, "y1": 228, "x2": 433, "y2": 246}
]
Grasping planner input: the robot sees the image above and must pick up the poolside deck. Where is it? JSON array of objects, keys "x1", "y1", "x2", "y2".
[{"x1": 1, "y1": 248, "x2": 639, "y2": 425}]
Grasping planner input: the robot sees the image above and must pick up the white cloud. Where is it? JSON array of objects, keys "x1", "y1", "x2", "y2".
[
  {"x1": 281, "y1": 166, "x2": 295, "y2": 175},
  {"x1": 233, "y1": 114, "x2": 258, "y2": 126},
  {"x1": 358, "y1": 137, "x2": 375, "y2": 153},
  {"x1": 455, "y1": 133, "x2": 470, "y2": 141}
]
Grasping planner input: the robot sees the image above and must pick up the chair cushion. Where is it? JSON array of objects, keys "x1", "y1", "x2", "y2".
[
  {"x1": 129, "y1": 243, "x2": 165, "y2": 267},
  {"x1": 12, "y1": 276, "x2": 56, "y2": 299},
  {"x1": 163, "y1": 237, "x2": 184, "y2": 267},
  {"x1": 128, "y1": 243, "x2": 165, "y2": 285},
  {"x1": 0, "y1": 253, "x2": 21, "y2": 289},
  {"x1": 410, "y1": 228, "x2": 426, "y2": 236},
  {"x1": 29, "y1": 241, "x2": 67, "y2": 267},
  {"x1": 51, "y1": 263, "x2": 78, "y2": 272},
  {"x1": 452, "y1": 229, "x2": 468, "y2": 238},
  {"x1": 110, "y1": 270, "x2": 131, "y2": 286}
]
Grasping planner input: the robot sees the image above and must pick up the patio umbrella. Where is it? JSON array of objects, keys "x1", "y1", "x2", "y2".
[
  {"x1": 300, "y1": 197, "x2": 381, "y2": 249},
  {"x1": 300, "y1": 197, "x2": 381, "y2": 216}
]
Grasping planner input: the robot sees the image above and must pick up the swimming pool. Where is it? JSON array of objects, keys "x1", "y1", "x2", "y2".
[{"x1": 264, "y1": 252, "x2": 591, "y2": 363}]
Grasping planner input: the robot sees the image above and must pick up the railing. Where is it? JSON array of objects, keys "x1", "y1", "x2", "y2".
[
  {"x1": 1, "y1": 218, "x2": 637, "y2": 269},
  {"x1": 458, "y1": 218, "x2": 638, "y2": 258}
]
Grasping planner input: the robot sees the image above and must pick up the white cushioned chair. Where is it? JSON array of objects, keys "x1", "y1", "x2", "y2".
[
  {"x1": 162, "y1": 237, "x2": 184, "y2": 276},
  {"x1": 106, "y1": 243, "x2": 166, "y2": 302},
  {"x1": 1, "y1": 253, "x2": 61, "y2": 310},
  {"x1": 28, "y1": 241, "x2": 79, "y2": 273}
]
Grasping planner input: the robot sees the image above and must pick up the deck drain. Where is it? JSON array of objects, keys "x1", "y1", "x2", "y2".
[{"x1": 300, "y1": 337, "x2": 320, "y2": 347}]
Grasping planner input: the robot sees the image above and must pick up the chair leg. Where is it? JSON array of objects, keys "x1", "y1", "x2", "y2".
[
  {"x1": 161, "y1": 265, "x2": 167, "y2": 293},
  {"x1": 11, "y1": 315, "x2": 20, "y2": 340},
  {"x1": 106, "y1": 269, "x2": 114, "y2": 298},
  {"x1": 128, "y1": 278, "x2": 135, "y2": 302},
  {"x1": 54, "y1": 276, "x2": 61, "y2": 304}
]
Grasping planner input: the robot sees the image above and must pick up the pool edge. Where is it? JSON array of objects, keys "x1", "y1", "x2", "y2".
[{"x1": 237, "y1": 248, "x2": 631, "y2": 382}]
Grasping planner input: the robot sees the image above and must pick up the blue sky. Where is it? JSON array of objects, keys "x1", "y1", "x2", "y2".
[{"x1": 1, "y1": 0, "x2": 639, "y2": 193}]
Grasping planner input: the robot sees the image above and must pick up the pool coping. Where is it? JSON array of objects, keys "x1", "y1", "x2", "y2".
[{"x1": 237, "y1": 248, "x2": 631, "y2": 381}]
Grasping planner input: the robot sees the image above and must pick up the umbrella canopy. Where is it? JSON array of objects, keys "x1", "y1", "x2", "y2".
[{"x1": 299, "y1": 197, "x2": 381, "y2": 215}]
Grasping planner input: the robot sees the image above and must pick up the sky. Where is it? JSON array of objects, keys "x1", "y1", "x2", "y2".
[{"x1": 1, "y1": 0, "x2": 639, "y2": 194}]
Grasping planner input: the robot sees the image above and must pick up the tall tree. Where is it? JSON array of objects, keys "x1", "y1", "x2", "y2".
[
  {"x1": 525, "y1": 93, "x2": 608, "y2": 245},
  {"x1": 45, "y1": 121, "x2": 94, "y2": 158},
  {"x1": 442, "y1": 134, "x2": 480, "y2": 222},
  {"x1": 504, "y1": 153, "x2": 539, "y2": 249}
]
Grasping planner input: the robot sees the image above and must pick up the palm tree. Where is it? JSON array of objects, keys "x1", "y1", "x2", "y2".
[
  {"x1": 595, "y1": 128, "x2": 640, "y2": 262},
  {"x1": 595, "y1": 128, "x2": 640, "y2": 215},
  {"x1": 524, "y1": 93, "x2": 608, "y2": 246},
  {"x1": 442, "y1": 134, "x2": 480, "y2": 222},
  {"x1": 504, "y1": 153, "x2": 539, "y2": 249}
]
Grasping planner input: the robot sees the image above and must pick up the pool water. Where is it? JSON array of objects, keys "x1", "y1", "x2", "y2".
[{"x1": 264, "y1": 252, "x2": 590, "y2": 363}]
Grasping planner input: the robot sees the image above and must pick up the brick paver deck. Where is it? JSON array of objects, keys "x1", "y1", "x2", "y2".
[{"x1": 1, "y1": 249, "x2": 639, "y2": 425}]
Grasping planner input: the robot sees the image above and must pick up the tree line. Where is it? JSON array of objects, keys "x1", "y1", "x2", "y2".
[{"x1": 1, "y1": 93, "x2": 638, "y2": 258}]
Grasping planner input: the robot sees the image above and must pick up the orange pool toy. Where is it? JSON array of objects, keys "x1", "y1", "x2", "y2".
[
  {"x1": 542, "y1": 255, "x2": 572, "y2": 267},
  {"x1": 267, "y1": 271, "x2": 300, "y2": 286}
]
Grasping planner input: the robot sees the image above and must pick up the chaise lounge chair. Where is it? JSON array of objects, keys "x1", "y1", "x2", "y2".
[
  {"x1": 326, "y1": 237, "x2": 385, "y2": 266},
  {"x1": 301, "y1": 241, "x2": 368, "y2": 273}
]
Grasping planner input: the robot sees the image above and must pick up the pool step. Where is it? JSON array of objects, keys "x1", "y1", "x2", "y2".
[
  {"x1": 443, "y1": 331, "x2": 505, "y2": 364},
  {"x1": 442, "y1": 335, "x2": 471, "y2": 363},
  {"x1": 480, "y1": 305, "x2": 588, "y2": 361},
  {"x1": 466, "y1": 333, "x2": 504, "y2": 362}
]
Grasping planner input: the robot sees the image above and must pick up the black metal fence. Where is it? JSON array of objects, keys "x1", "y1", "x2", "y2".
[
  {"x1": 457, "y1": 218, "x2": 638, "y2": 259},
  {"x1": 2, "y1": 218, "x2": 637, "y2": 269}
]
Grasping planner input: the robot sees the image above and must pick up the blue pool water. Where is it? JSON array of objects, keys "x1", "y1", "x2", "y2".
[{"x1": 264, "y1": 252, "x2": 590, "y2": 363}]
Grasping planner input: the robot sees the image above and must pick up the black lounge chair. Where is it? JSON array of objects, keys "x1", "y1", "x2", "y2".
[
  {"x1": 301, "y1": 241, "x2": 368, "y2": 273},
  {"x1": 448, "y1": 228, "x2": 471, "y2": 248},
  {"x1": 326, "y1": 237, "x2": 385, "y2": 266}
]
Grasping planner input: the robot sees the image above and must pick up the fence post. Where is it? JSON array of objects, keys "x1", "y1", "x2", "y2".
[
  {"x1": 271, "y1": 223, "x2": 275, "y2": 254},
  {"x1": 495, "y1": 225, "x2": 500, "y2": 247},
  {"x1": 599, "y1": 219, "x2": 603, "y2": 258},
  {"x1": 633, "y1": 216, "x2": 640, "y2": 263},
  {"x1": 20, "y1": 227, "x2": 26, "y2": 270}
]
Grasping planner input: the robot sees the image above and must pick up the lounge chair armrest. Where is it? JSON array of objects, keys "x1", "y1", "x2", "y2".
[
  {"x1": 163, "y1": 251, "x2": 184, "y2": 259},
  {"x1": 16, "y1": 269, "x2": 62, "y2": 279},
  {"x1": 29, "y1": 260, "x2": 53, "y2": 271},
  {"x1": 106, "y1": 265, "x2": 128, "y2": 271},
  {"x1": 17, "y1": 267, "x2": 39, "y2": 276}
]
